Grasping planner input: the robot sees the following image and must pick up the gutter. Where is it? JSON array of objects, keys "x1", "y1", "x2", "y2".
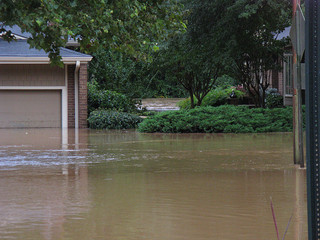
[
  {"x1": 75, "y1": 61, "x2": 80, "y2": 129},
  {"x1": 0, "y1": 56, "x2": 92, "y2": 64}
]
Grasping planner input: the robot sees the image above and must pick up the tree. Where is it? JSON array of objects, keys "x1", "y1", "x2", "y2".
[
  {"x1": 160, "y1": 35, "x2": 222, "y2": 108},
  {"x1": 88, "y1": 46, "x2": 186, "y2": 98},
  {"x1": 0, "y1": 0, "x2": 185, "y2": 64},
  {"x1": 228, "y1": 0, "x2": 291, "y2": 108},
  {"x1": 158, "y1": 0, "x2": 224, "y2": 108},
  {"x1": 184, "y1": 0, "x2": 291, "y2": 107}
]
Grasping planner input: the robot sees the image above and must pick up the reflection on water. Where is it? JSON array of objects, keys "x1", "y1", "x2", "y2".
[{"x1": 0, "y1": 129, "x2": 307, "y2": 240}]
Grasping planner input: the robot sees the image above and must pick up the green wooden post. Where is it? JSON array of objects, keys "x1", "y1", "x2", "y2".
[{"x1": 306, "y1": 1, "x2": 320, "y2": 239}]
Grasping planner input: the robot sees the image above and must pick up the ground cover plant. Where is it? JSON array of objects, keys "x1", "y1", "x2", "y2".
[{"x1": 138, "y1": 105, "x2": 298, "y2": 133}]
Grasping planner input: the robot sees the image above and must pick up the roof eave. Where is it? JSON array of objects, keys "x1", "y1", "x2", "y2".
[{"x1": 0, "y1": 56, "x2": 93, "y2": 64}]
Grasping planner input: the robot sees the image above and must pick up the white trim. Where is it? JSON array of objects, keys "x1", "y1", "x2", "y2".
[
  {"x1": 63, "y1": 66, "x2": 68, "y2": 128},
  {"x1": 283, "y1": 53, "x2": 294, "y2": 105},
  {"x1": 0, "y1": 56, "x2": 92, "y2": 64},
  {"x1": 0, "y1": 86, "x2": 64, "y2": 90},
  {"x1": 61, "y1": 128, "x2": 68, "y2": 149},
  {"x1": 0, "y1": 86, "x2": 67, "y2": 128},
  {"x1": 0, "y1": 33, "x2": 27, "y2": 40},
  {"x1": 74, "y1": 61, "x2": 80, "y2": 129}
]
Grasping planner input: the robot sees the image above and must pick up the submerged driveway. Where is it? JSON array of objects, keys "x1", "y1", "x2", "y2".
[{"x1": 0, "y1": 129, "x2": 307, "y2": 240}]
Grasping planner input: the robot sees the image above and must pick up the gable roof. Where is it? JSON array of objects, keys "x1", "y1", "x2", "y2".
[{"x1": 0, "y1": 25, "x2": 91, "y2": 64}]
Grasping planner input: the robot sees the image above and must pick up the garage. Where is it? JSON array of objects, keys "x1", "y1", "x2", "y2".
[
  {"x1": 0, "y1": 90, "x2": 61, "y2": 128},
  {"x1": 0, "y1": 27, "x2": 92, "y2": 128}
]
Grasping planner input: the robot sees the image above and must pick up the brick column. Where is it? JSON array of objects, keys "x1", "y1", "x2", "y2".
[
  {"x1": 79, "y1": 63, "x2": 88, "y2": 128},
  {"x1": 67, "y1": 65, "x2": 75, "y2": 128}
]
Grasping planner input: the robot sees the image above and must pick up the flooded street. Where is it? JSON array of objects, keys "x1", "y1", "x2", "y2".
[
  {"x1": 0, "y1": 129, "x2": 307, "y2": 240},
  {"x1": 141, "y1": 98, "x2": 181, "y2": 111}
]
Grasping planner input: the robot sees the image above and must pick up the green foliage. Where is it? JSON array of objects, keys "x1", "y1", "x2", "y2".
[
  {"x1": 202, "y1": 88, "x2": 244, "y2": 107},
  {"x1": 154, "y1": 0, "x2": 227, "y2": 107},
  {"x1": 138, "y1": 105, "x2": 295, "y2": 133},
  {"x1": 0, "y1": 0, "x2": 185, "y2": 63},
  {"x1": 89, "y1": 47, "x2": 186, "y2": 98},
  {"x1": 87, "y1": 81, "x2": 138, "y2": 114},
  {"x1": 266, "y1": 94, "x2": 283, "y2": 109},
  {"x1": 214, "y1": 75, "x2": 238, "y2": 89},
  {"x1": 178, "y1": 0, "x2": 291, "y2": 107},
  {"x1": 178, "y1": 87, "x2": 245, "y2": 109},
  {"x1": 88, "y1": 110, "x2": 142, "y2": 129},
  {"x1": 177, "y1": 98, "x2": 192, "y2": 110}
]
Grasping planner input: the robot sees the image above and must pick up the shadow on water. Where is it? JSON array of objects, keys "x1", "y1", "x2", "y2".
[{"x1": 0, "y1": 129, "x2": 307, "y2": 240}]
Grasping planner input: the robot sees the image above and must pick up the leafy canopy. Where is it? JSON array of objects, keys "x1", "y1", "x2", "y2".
[
  {"x1": 0, "y1": 0, "x2": 185, "y2": 63},
  {"x1": 185, "y1": 0, "x2": 291, "y2": 107},
  {"x1": 160, "y1": 0, "x2": 291, "y2": 107}
]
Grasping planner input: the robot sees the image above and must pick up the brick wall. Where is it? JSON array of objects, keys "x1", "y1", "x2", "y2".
[
  {"x1": 271, "y1": 69, "x2": 279, "y2": 89},
  {"x1": 67, "y1": 63, "x2": 88, "y2": 128},
  {"x1": 278, "y1": 70, "x2": 284, "y2": 96}
]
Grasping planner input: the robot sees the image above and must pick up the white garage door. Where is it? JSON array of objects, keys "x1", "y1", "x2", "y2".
[{"x1": 0, "y1": 90, "x2": 61, "y2": 128}]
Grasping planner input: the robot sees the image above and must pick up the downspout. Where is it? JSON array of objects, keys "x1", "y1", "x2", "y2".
[{"x1": 74, "y1": 61, "x2": 80, "y2": 129}]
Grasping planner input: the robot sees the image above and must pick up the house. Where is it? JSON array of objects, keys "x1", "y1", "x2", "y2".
[
  {"x1": 0, "y1": 26, "x2": 92, "y2": 128},
  {"x1": 270, "y1": 26, "x2": 305, "y2": 106}
]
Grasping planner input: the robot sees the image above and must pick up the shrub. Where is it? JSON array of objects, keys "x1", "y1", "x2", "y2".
[
  {"x1": 138, "y1": 105, "x2": 296, "y2": 133},
  {"x1": 178, "y1": 87, "x2": 245, "y2": 110},
  {"x1": 202, "y1": 87, "x2": 244, "y2": 107},
  {"x1": 266, "y1": 94, "x2": 283, "y2": 108},
  {"x1": 177, "y1": 98, "x2": 193, "y2": 110},
  {"x1": 88, "y1": 110, "x2": 142, "y2": 129},
  {"x1": 88, "y1": 81, "x2": 138, "y2": 114}
]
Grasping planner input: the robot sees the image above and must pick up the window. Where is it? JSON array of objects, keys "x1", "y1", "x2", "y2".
[{"x1": 284, "y1": 54, "x2": 293, "y2": 95}]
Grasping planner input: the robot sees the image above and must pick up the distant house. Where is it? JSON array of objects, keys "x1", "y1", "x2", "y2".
[
  {"x1": 269, "y1": 26, "x2": 304, "y2": 106},
  {"x1": 0, "y1": 26, "x2": 92, "y2": 128}
]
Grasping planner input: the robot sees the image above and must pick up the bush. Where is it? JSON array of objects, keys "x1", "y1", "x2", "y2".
[
  {"x1": 88, "y1": 110, "x2": 142, "y2": 129},
  {"x1": 138, "y1": 105, "x2": 296, "y2": 133},
  {"x1": 88, "y1": 81, "x2": 139, "y2": 114},
  {"x1": 266, "y1": 94, "x2": 283, "y2": 108},
  {"x1": 178, "y1": 87, "x2": 245, "y2": 109},
  {"x1": 202, "y1": 87, "x2": 244, "y2": 107}
]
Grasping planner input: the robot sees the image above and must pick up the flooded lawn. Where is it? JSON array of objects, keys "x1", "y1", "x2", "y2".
[{"x1": 0, "y1": 129, "x2": 307, "y2": 240}]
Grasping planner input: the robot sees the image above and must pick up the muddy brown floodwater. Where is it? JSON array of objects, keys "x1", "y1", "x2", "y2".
[{"x1": 0, "y1": 129, "x2": 307, "y2": 240}]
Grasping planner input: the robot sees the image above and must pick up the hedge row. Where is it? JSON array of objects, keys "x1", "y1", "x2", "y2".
[
  {"x1": 88, "y1": 110, "x2": 142, "y2": 129},
  {"x1": 138, "y1": 105, "x2": 298, "y2": 133},
  {"x1": 88, "y1": 81, "x2": 138, "y2": 114}
]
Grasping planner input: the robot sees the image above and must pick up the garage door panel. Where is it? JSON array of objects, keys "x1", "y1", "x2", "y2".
[{"x1": 0, "y1": 90, "x2": 61, "y2": 128}]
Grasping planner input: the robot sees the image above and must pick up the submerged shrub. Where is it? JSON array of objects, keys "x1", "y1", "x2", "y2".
[
  {"x1": 138, "y1": 105, "x2": 296, "y2": 133},
  {"x1": 88, "y1": 110, "x2": 142, "y2": 129}
]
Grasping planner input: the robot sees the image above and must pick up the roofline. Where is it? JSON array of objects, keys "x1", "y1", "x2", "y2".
[{"x1": 0, "y1": 56, "x2": 92, "y2": 64}]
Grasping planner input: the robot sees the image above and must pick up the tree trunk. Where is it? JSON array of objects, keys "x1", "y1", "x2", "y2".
[
  {"x1": 189, "y1": 89, "x2": 195, "y2": 108},
  {"x1": 261, "y1": 88, "x2": 266, "y2": 108}
]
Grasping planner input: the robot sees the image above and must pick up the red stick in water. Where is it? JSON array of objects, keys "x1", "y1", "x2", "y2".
[{"x1": 270, "y1": 197, "x2": 280, "y2": 240}]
